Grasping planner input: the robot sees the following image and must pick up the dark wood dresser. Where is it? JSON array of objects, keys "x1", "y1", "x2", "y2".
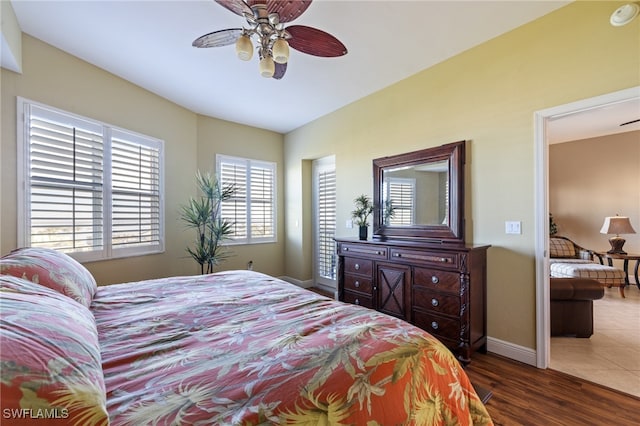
[{"x1": 336, "y1": 237, "x2": 489, "y2": 364}]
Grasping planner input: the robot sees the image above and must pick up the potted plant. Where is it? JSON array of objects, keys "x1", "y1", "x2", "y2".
[
  {"x1": 351, "y1": 194, "x2": 374, "y2": 240},
  {"x1": 383, "y1": 199, "x2": 396, "y2": 225},
  {"x1": 180, "y1": 170, "x2": 236, "y2": 274},
  {"x1": 549, "y1": 213, "x2": 558, "y2": 236}
]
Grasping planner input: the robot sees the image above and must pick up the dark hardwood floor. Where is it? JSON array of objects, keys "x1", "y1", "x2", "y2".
[{"x1": 465, "y1": 352, "x2": 639, "y2": 425}]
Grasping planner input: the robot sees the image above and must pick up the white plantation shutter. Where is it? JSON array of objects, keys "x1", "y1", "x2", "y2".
[
  {"x1": 386, "y1": 178, "x2": 415, "y2": 225},
  {"x1": 217, "y1": 155, "x2": 276, "y2": 244},
  {"x1": 111, "y1": 131, "x2": 162, "y2": 250},
  {"x1": 315, "y1": 162, "x2": 336, "y2": 281},
  {"x1": 26, "y1": 108, "x2": 105, "y2": 252},
  {"x1": 18, "y1": 98, "x2": 164, "y2": 261}
]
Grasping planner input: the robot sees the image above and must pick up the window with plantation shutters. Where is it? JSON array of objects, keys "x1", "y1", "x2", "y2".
[
  {"x1": 17, "y1": 98, "x2": 164, "y2": 262},
  {"x1": 385, "y1": 178, "x2": 415, "y2": 225},
  {"x1": 313, "y1": 156, "x2": 336, "y2": 286},
  {"x1": 216, "y1": 155, "x2": 276, "y2": 244}
]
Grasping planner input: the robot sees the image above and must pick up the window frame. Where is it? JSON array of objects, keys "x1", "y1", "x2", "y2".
[
  {"x1": 216, "y1": 154, "x2": 277, "y2": 245},
  {"x1": 17, "y1": 97, "x2": 165, "y2": 263}
]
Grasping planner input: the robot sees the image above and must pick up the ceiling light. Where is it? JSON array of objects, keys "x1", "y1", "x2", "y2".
[
  {"x1": 272, "y1": 38, "x2": 289, "y2": 64},
  {"x1": 259, "y1": 55, "x2": 275, "y2": 78},
  {"x1": 610, "y1": 3, "x2": 640, "y2": 26},
  {"x1": 235, "y1": 34, "x2": 253, "y2": 61}
]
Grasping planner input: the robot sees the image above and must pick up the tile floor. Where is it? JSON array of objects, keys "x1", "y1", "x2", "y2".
[{"x1": 550, "y1": 284, "x2": 640, "y2": 397}]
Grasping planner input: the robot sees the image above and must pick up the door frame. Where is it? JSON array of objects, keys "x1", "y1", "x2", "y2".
[{"x1": 534, "y1": 86, "x2": 640, "y2": 368}]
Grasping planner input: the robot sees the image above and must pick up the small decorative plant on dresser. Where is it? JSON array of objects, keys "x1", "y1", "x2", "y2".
[{"x1": 351, "y1": 194, "x2": 374, "y2": 240}]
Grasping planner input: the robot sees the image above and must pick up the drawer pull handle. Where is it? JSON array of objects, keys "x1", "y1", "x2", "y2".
[
  {"x1": 431, "y1": 298, "x2": 439, "y2": 307},
  {"x1": 354, "y1": 299, "x2": 360, "y2": 305},
  {"x1": 393, "y1": 253, "x2": 401, "y2": 258},
  {"x1": 431, "y1": 276, "x2": 439, "y2": 284},
  {"x1": 354, "y1": 281, "x2": 360, "y2": 288},
  {"x1": 431, "y1": 321, "x2": 439, "y2": 330},
  {"x1": 354, "y1": 263, "x2": 360, "y2": 270},
  {"x1": 344, "y1": 247, "x2": 349, "y2": 251}
]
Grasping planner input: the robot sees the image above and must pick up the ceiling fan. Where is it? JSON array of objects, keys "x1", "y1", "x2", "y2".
[{"x1": 192, "y1": 0, "x2": 348, "y2": 79}]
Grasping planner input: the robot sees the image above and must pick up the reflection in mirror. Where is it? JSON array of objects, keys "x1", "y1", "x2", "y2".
[{"x1": 382, "y1": 160, "x2": 449, "y2": 227}]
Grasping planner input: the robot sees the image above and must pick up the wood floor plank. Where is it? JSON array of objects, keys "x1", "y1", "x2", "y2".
[{"x1": 465, "y1": 352, "x2": 639, "y2": 425}]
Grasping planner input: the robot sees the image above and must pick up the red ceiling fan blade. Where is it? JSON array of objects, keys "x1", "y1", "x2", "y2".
[
  {"x1": 215, "y1": 0, "x2": 253, "y2": 17},
  {"x1": 246, "y1": 0, "x2": 312, "y2": 23},
  {"x1": 192, "y1": 28, "x2": 243, "y2": 48},
  {"x1": 286, "y1": 25, "x2": 347, "y2": 57},
  {"x1": 273, "y1": 62, "x2": 287, "y2": 80}
]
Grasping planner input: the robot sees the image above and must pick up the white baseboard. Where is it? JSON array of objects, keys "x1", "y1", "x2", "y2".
[
  {"x1": 279, "y1": 276, "x2": 313, "y2": 289},
  {"x1": 486, "y1": 336, "x2": 537, "y2": 367}
]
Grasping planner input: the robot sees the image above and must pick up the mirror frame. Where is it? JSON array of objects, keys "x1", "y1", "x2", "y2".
[{"x1": 373, "y1": 140, "x2": 465, "y2": 243}]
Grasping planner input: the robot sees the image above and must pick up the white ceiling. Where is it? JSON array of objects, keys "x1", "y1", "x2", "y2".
[{"x1": 6, "y1": 0, "x2": 638, "y2": 138}]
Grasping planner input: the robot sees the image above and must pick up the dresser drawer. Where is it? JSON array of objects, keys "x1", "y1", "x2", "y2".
[
  {"x1": 344, "y1": 274, "x2": 373, "y2": 294},
  {"x1": 389, "y1": 248, "x2": 458, "y2": 269},
  {"x1": 343, "y1": 291, "x2": 373, "y2": 308},
  {"x1": 340, "y1": 243, "x2": 388, "y2": 260},
  {"x1": 344, "y1": 257, "x2": 374, "y2": 277},
  {"x1": 413, "y1": 287, "x2": 460, "y2": 316},
  {"x1": 413, "y1": 310, "x2": 460, "y2": 341},
  {"x1": 413, "y1": 267, "x2": 460, "y2": 294}
]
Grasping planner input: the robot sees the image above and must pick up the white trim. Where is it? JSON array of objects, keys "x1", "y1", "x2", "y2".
[
  {"x1": 533, "y1": 86, "x2": 640, "y2": 369},
  {"x1": 486, "y1": 336, "x2": 537, "y2": 366},
  {"x1": 278, "y1": 276, "x2": 313, "y2": 288}
]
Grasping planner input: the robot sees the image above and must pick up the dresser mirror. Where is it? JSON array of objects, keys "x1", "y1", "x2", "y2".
[{"x1": 373, "y1": 141, "x2": 465, "y2": 243}]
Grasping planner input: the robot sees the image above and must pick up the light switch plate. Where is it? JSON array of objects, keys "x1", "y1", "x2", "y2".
[
  {"x1": 346, "y1": 219, "x2": 353, "y2": 229},
  {"x1": 505, "y1": 221, "x2": 522, "y2": 234}
]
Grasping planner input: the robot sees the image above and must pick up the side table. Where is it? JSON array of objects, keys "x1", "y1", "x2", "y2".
[{"x1": 594, "y1": 252, "x2": 640, "y2": 294}]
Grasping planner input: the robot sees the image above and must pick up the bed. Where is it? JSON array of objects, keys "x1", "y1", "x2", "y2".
[{"x1": 1, "y1": 247, "x2": 492, "y2": 425}]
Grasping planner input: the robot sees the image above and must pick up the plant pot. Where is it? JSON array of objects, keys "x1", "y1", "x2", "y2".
[{"x1": 359, "y1": 225, "x2": 368, "y2": 241}]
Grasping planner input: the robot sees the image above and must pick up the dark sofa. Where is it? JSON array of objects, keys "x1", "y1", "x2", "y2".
[{"x1": 550, "y1": 278, "x2": 604, "y2": 338}]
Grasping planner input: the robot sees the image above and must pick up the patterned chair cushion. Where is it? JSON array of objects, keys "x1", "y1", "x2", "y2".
[
  {"x1": 0, "y1": 275, "x2": 108, "y2": 425},
  {"x1": 0, "y1": 247, "x2": 97, "y2": 308},
  {"x1": 550, "y1": 262, "x2": 626, "y2": 286},
  {"x1": 549, "y1": 238, "x2": 576, "y2": 258}
]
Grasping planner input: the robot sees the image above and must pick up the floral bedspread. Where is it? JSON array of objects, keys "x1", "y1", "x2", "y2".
[{"x1": 92, "y1": 270, "x2": 492, "y2": 425}]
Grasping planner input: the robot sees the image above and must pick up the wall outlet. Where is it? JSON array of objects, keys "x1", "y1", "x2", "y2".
[
  {"x1": 346, "y1": 219, "x2": 353, "y2": 229},
  {"x1": 505, "y1": 221, "x2": 522, "y2": 234}
]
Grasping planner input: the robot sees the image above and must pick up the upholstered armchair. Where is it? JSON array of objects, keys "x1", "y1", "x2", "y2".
[{"x1": 549, "y1": 236, "x2": 594, "y2": 264}]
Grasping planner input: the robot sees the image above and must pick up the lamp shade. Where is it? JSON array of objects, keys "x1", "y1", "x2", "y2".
[
  {"x1": 259, "y1": 55, "x2": 275, "y2": 78},
  {"x1": 600, "y1": 216, "x2": 636, "y2": 235},
  {"x1": 235, "y1": 35, "x2": 253, "y2": 61},
  {"x1": 272, "y1": 38, "x2": 289, "y2": 64}
]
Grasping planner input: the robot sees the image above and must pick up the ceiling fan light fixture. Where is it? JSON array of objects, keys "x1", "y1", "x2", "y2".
[
  {"x1": 272, "y1": 38, "x2": 290, "y2": 64},
  {"x1": 235, "y1": 34, "x2": 253, "y2": 61},
  {"x1": 259, "y1": 55, "x2": 275, "y2": 78},
  {"x1": 610, "y1": 3, "x2": 640, "y2": 26}
]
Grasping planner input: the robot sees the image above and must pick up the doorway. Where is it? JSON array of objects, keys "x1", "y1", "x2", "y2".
[{"x1": 534, "y1": 86, "x2": 640, "y2": 369}]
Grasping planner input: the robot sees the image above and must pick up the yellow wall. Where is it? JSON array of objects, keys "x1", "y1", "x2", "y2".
[
  {"x1": 550, "y1": 131, "x2": 640, "y2": 266},
  {"x1": 1, "y1": 35, "x2": 285, "y2": 284},
  {"x1": 284, "y1": 1, "x2": 640, "y2": 349}
]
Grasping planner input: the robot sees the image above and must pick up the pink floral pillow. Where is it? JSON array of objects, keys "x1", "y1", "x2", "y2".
[
  {"x1": 0, "y1": 247, "x2": 97, "y2": 308},
  {"x1": 0, "y1": 274, "x2": 108, "y2": 425}
]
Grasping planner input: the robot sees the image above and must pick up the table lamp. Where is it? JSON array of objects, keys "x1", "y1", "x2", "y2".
[{"x1": 600, "y1": 215, "x2": 636, "y2": 254}]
